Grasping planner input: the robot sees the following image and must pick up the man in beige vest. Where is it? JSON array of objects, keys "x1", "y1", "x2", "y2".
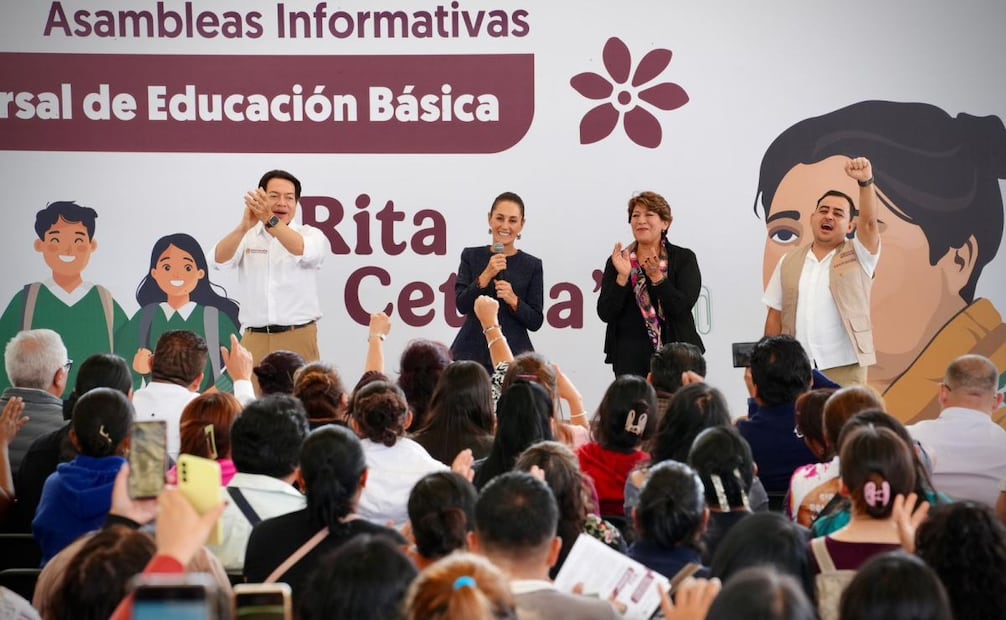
[{"x1": 762, "y1": 157, "x2": 879, "y2": 386}]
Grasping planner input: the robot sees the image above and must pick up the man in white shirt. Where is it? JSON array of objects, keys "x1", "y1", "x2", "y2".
[
  {"x1": 214, "y1": 170, "x2": 327, "y2": 374},
  {"x1": 909, "y1": 354, "x2": 1006, "y2": 507},
  {"x1": 471, "y1": 472, "x2": 619, "y2": 620},
  {"x1": 209, "y1": 394, "x2": 309, "y2": 571},
  {"x1": 763, "y1": 156, "x2": 880, "y2": 386}
]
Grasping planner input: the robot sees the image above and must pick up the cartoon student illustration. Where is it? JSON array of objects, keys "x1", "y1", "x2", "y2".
[
  {"x1": 115, "y1": 233, "x2": 241, "y2": 391},
  {"x1": 0, "y1": 201, "x2": 129, "y2": 392},
  {"x1": 754, "y1": 100, "x2": 1006, "y2": 424}
]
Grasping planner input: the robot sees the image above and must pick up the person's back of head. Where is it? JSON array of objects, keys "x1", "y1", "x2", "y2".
[
  {"x1": 688, "y1": 426, "x2": 755, "y2": 512},
  {"x1": 839, "y1": 551, "x2": 952, "y2": 620},
  {"x1": 299, "y1": 534, "x2": 417, "y2": 620},
  {"x1": 403, "y1": 552, "x2": 518, "y2": 620},
  {"x1": 941, "y1": 353, "x2": 1002, "y2": 412},
  {"x1": 179, "y1": 392, "x2": 241, "y2": 459},
  {"x1": 5, "y1": 328, "x2": 67, "y2": 391},
  {"x1": 822, "y1": 385, "x2": 884, "y2": 458},
  {"x1": 70, "y1": 387, "x2": 133, "y2": 458},
  {"x1": 593, "y1": 375, "x2": 657, "y2": 452},
  {"x1": 500, "y1": 352, "x2": 558, "y2": 397},
  {"x1": 634, "y1": 460, "x2": 706, "y2": 550},
  {"x1": 652, "y1": 382, "x2": 732, "y2": 463},
  {"x1": 838, "y1": 409, "x2": 939, "y2": 500},
  {"x1": 710, "y1": 511, "x2": 815, "y2": 605},
  {"x1": 299, "y1": 424, "x2": 366, "y2": 531},
  {"x1": 351, "y1": 380, "x2": 410, "y2": 447},
  {"x1": 230, "y1": 394, "x2": 308, "y2": 478},
  {"x1": 750, "y1": 336, "x2": 812, "y2": 407},
  {"x1": 397, "y1": 339, "x2": 452, "y2": 431},
  {"x1": 421, "y1": 360, "x2": 494, "y2": 438},
  {"x1": 49, "y1": 525, "x2": 155, "y2": 620},
  {"x1": 839, "y1": 425, "x2": 915, "y2": 520},
  {"x1": 293, "y1": 361, "x2": 348, "y2": 427},
  {"x1": 707, "y1": 565, "x2": 816, "y2": 620},
  {"x1": 915, "y1": 501, "x2": 1006, "y2": 620},
  {"x1": 794, "y1": 388, "x2": 836, "y2": 460},
  {"x1": 254, "y1": 349, "x2": 306, "y2": 395},
  {"x1": 474, "y1": 471, "x2": 558, "y2": 562},
  {"x1": 151, "y1": 330, "x2": 208, "y2": 387},
  {"x1": 408, "y1": 471, "x2": 478, "y2": 562},
  {"x1": 649, "y1": 342, "x2": 707, "y2": 394},
  {"x1": 474, "y1": 381, "x2": 554, "y2": 489},
  {"x1": 62, "y1": 353, "x2": 132, "y2": 420}
]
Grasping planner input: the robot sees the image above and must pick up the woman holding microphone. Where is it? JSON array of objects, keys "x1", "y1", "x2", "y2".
[
  {"x1": 451, "y1": 192, "x2": 544, "y2": 372},
  {"x1": 598, "y1": 191, "x2": 704, "y2": 377}
]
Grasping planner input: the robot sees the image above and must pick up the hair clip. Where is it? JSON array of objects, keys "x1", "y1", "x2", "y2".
[
  {"x1": 710, "y1": 474, "x2": 729, "y2": 512},
  {"x1": 98, "y1": 424, "x2": 112, "y2": 444},
  {"x1": 515, "y1": 374, "x2": 540, "y2": 384},
  {"x1": 863, "y1": 480, "x2": 891, "y2": 508},
  {"x1": 453, "y1": 576, "x2": 477, "y2": 591},
  {"x1": 624, "y1": 409, "x2": 647, "y2": 436},
  {"x1": 733, "y1": 468, "x2": 750, "y2": 510},
  {"x1": 204, "y1": 424, "x2": 218, "y2": 460}
]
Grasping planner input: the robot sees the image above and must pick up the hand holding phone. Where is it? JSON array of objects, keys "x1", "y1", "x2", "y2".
[
  {"x1": 128, "y1": 420, "x2": 167, "y2": 499},
  {"x1": 731, "y1": 342, "x2": 758, "y2": 368},
  {"x1": 177, "y1": 454, "x2": 224, "y2": 546},
  {"x1": 132, "y1": 573, "x2": 220, "y2": 620},
  {"x1": 233, "y1": 583, "x2": 293, "y2": 620}
]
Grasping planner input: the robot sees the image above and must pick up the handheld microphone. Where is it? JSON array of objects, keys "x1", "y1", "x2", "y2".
[{"x1": 492, "y1": 242, "x2": 507, "y2": 282}]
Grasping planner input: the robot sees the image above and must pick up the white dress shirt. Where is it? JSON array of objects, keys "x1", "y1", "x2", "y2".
[
  {"x1": 213, "y1": 221, "x2": 326, "y2": 328},
  {"x1": 909, "y1": 406, "x2": 1006, "y2": 507},
  {"x1": 131, "y1": 381, "x2": 200, "y2": 460},
  {"x1": 209, "y1": 472, "x2": 306, "y2": 571},
  {"x1": 763, "y1": 236, "x2": 879, "y2": 369},
  {"x1": 357, "y1": 437, "x2": 447, "y2": 529}
]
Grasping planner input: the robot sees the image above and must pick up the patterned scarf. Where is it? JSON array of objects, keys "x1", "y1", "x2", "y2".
[{"x1": 629, "y1": 243, "x2": 668, "y2": 351}]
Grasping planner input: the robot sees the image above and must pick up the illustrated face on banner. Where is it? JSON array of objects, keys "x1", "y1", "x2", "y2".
[
  {"x1": 756, "y1": 100, "x2": 1006, "y2": 424},
  {"x1": 150, "y1": 244, "x2": 206, "y2": 300},
  {"x1": 34, "y1": 216, "x2": 97, "y2": 281},
  {"x1": 265, "y1": 178, "x2": 298, "y2": 225}
]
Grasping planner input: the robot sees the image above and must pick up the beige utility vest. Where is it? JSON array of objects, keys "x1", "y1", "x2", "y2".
[{"x1": 779, "y1": 240, "x2": 876, "y2": 367}]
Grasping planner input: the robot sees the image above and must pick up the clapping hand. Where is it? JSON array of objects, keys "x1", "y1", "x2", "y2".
[{"x1": 611, "y1": 243, "x2": 632, "y2": 278}]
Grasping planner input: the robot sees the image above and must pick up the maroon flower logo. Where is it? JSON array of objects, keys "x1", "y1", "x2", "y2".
[{"x1": 570, "y1": 37, "x2": 689, "y2": 148}]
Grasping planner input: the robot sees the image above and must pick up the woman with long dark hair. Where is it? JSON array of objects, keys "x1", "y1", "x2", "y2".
[{"x1": 116, "y1": 233, "x2": 241, "y2": 390}]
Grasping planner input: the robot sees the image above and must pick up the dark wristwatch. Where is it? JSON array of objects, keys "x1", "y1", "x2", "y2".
[{"x1": 264, "y1": 215, "x2": 281, "y2": 229}]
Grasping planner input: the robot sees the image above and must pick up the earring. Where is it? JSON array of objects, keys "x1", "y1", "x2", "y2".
[
  {"x1": 488, "y1": 228, "x2": 492, "y2": 235},
  {"x1": 517, "y1": 234, "x2": 522, "y2": 240}
]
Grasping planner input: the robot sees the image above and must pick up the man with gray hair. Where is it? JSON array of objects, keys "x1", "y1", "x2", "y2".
[
  {"x1": 1, "y1": 329, "x2": 70, "y2": 474},
  {"x1": 909, "y1": 354, "x2": 1006, "y2": 507}
]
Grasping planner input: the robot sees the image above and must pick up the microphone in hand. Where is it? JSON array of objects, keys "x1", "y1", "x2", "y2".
[{"x1": 492, "y1": 242, "x2": 507, "y2": 282}]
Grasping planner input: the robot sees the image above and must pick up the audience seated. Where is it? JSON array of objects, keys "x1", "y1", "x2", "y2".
[
  {"x1": 577, "y1": 375, "x2": 654, "y2": 517},
  {"x1": 710, "y1": 511, "x2": 815, "y2": 606},
  {"x1": 130, "y1": 330, "x2": 207, "y2": 460},
  {"x1": 628, "y1": 460, "x2": 709, "y2": 580},
  {"x1": 1, "y1": 330, "x2": 69, "y2": 477},
  {"x1": 473, "y1": 381, "x2": 554, "y2": 490},
  {"x1": 244, "y1": 424, "x2": 405, "y2": 599},
  {"x1": 648, "y1": 341, "x2": 707, "y2": 419},
  {"x1": 812, "y1": 410, "x2": 950, "y2": 537},
  {"x1": 9, "y1": 354, "x2": 132, "y2": 533},
  {"x1": 497, "y1": 353, "x2": 589, "y2": 448},
  {"x1": 402, "y1": 552, "x2": 518, "y2": 620},
  {"x1": 736, "y1": 336, "x2": 816, "y2": 496},
  {"x1": 292, "y1": 361, "x2": 349, "y2": 429},
  {"x1": 688, "y1": 426, "x2": 755, "y2": 563},
  {"x1": 407, "y1": 471, "x2": 478, "y2": 570},
  {"x1": 351, "y1": 380, "x2": 449, "y2": 527},
  {"x1": 32, "y1": 388, "x2": 132, "y2": 564},
  {"x1": 838, "y1": 551, "x2": 952, "y2": 620},
  {"x1": 514, "y1": 441, "x2": 626, "y2": 578},
  {"x1": 914, "y1": 501, "x2": 1006, "y2": 620},
  {"x1": 397, "y1": 339, "x2": 452, "y2": 433},
  {"x1": 253, "y1": 349, "x2": 305, "y2": 395},
  {"x1": 707, "y1": 565, "x2": 816, "y2": 620},
  {"x1": 298, "y1": 534, "x2": 417, "y2": 620},
  {"x1": 210, "y1": 394, "x2": 308, "y2": 571},
  {"x1": 789, "y1": 385, "x2": 883, "y2": 526},
  {"x1": 167, "y1": 392, "x2": 242, "y2": 485},
  {"x1": 472, "y1": 471, "x2": 618, "y2": 619},
  {"x1": 412, "y1": 361, "x2": 495, "y2": 465},
  {"x1": 908, "y1": 354, "x2": 1006, "y2": 506}
]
